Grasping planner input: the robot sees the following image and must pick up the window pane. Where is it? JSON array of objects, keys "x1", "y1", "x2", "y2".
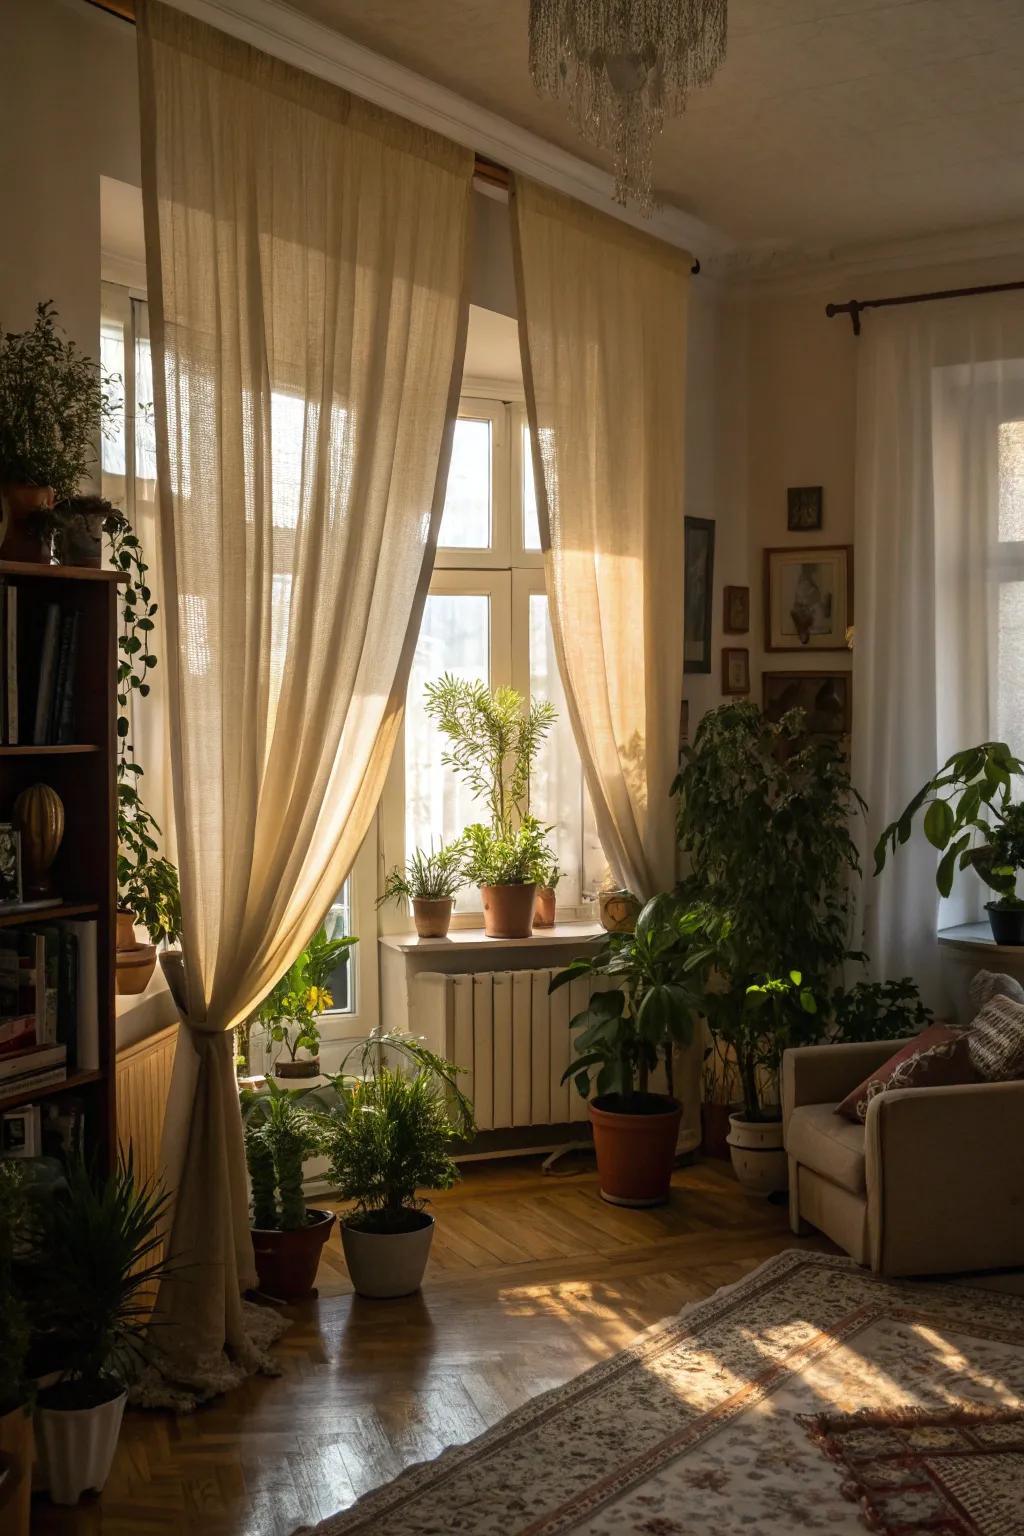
[
  {"x1": 405, "y1": 593, "x2": 490, "y2": 912},
  {"x1": 998, "y1": 582, "x2": 1024, "y2": 752},
  {"x1": 522, "y1": 423, "x2": 542, "y2": 550},
  {"x1": 999, "y1": 420, "x2": 1024, "y2": 542},
  {"x1": 528, "y1": 593, "x2": 607, "y2": 906},
  {"x1": 439, "y1": 418, "x2": 491, "y2": 548},
  {"x1": 100, "y1": 323, "x2": 126, "y2": 479},
  {"x1": 322, "y1": 879, "x2": 353, "y2": 1013}
]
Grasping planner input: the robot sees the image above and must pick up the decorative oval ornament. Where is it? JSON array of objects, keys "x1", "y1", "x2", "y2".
[{"x1": 12, "y1": 782, "x2": 64, "y2": 898}]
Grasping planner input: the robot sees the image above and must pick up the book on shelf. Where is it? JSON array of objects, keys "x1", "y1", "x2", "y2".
[
  {"x1": 0, "y1": 918, "x2": 97, "y2": 1075},
  {"x1": 0, "y1": 1063, "x2": 67, "y2": 1098},
  {"x1": 0, "y1": 1042, "x2": 66, "y2": 1083},
  {"x1": 0, "y1": 591, "x2": 84, "y2": 748},
  {"x1": 0, "y1": 579, "x2": 17, "y2": 746}
]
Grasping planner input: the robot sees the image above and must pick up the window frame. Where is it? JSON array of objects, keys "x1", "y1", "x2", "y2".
[{"x1": 433, "y1": 397, "x2": 511, "y2": 569}]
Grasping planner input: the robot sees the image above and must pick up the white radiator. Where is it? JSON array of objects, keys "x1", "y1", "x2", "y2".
[{"x1": 413, "y1": 968, "x2": 606, "y2": 1131}]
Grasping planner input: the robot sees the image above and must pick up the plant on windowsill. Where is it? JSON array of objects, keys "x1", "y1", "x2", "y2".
[
  {"x1": 873, "y1": 741, "x2": 1024, "y2": 946},
  {"x1": 318, "y1": 1031, "x2": 473, "y2": 1298},
  {"x1": 249, "y1": 924, "x2": 357, "y2": 1079},
  {"x1": 0, "y1": 1164, "x2": 32, "y2": 1536},
  {"x1": 0, "y1": 301, "x2": 118, "y2": 562},
  {"x1": 24, "y1": 1152, "x2": 173, "y2": 1507},
  {"x1": 534, "y1": 854, "x2": 561, "y2": 928},
  {"x1": 240, "y1": 1077, "x2": 335, "y2": 1300},
  {"x1": 377, "y1": 839, "x2": 465, "y2": 940},
  {"x1": 551, "y1": 894, "x2": 715, "y2": 1207},
  {"x1": 423, "y1": 674, "x2": 556, "y2": 938}
]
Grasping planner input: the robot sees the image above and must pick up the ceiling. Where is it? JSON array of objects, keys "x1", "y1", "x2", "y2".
[{"x1": 284, "y1": 0, "x2": 1024, "y2": 254}]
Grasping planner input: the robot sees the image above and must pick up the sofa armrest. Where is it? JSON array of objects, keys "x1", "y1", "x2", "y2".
[
  {"x1": 782, "y1": 1041, "x2": 896, "y2": 1136},
  {"x1": 865, "y1": 1079, "x2": 1024, "y2": 1276}
]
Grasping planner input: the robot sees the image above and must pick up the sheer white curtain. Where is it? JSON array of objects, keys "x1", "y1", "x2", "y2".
[
  {"x1": 138, "y1": 0, "x2": 471, "y2": 1393},
  {"x1": 853, "y1": 293, "x2": 1024, "y2": 1006}
]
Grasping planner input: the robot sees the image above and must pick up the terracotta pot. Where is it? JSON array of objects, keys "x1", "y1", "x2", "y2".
[
  {"x1": 0, "y1": 482, "x2": 52, "y2": 563},
  {"x1": 341, "y1": 1211, "x2": 434, "y2": 1298},
  {"x1": 701, "y1": 1101, "x2": 736, "y2": 1160},
  {"x1": 727, "y1": 1113, "x2": 788, "y2": 1196},
  {"x1": 115, "y1": 910, "x2": 136, "y2": 951},
  {"x1": 251, "y1": 1207, "x2": 335, "y2": 1300},
  {"x1": 274, "y1": 1055, "x2": 320, "y2": 1079},
  {"x1": 115, "y1": 942, "x2": 156, "y2": 996},
  {"x1": 533, "y1": 886, "x2": 557, "y2": 927},
  {"x1": 412, "y1": 897, "x2": 453, "y2": 939},
  {"x1": 12, "y1": 782, "x2": 64, "y2": 898},
  {"x1": 35, "y1": 1386, "x2": 126, "y2": 1505},
  {"x1": 480, "y1": 882, "x2": 536, "y2": 939},
  {"x1": 589, "y1": 1093, "x2": 682, "y2": 1207},
  {"x1": 599, "y1": 889, "x2": 640, "y2": 934},
  {"x1": 0, "y1": 1402, "x2": 32, "y2": 1535}
]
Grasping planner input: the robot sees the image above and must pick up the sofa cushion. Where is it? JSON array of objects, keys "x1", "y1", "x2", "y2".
[
  {"x1": 967, "y1": 994, "x2": 1024, "y2": 1081},
  {"x1": 834, "y1": 1025, "x2": 973, "y2": 1123},
  {"x1": 967, "y1": 968, "x2": 1024, "y2": 1011},
  {"x1": 786, "y1": 1103, "x2": 866, "y2": 1196}
]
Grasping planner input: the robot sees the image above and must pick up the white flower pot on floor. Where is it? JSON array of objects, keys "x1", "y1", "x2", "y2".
[
  {"x1": 35, "y1": 1388, "x2": 127, "y2": 1505},
  {"x1": 341, "y1": 1212, "x2": 434, "y2": 1298},
  {"x1": 727, "y1": 1114, "x2": 788, "y2": 1196}
]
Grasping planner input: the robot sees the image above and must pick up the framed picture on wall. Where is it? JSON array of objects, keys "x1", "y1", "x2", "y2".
[
  {"x1": 723, "y1": 585, "x2": 749, "y2": 634},
  {"x1": 762, "y1": 671, "x2": 851, "y2": 736},
  {"x1": 787, "y1": 485, "x2": 823, "y2": 531},
  {"x1": 764, "y1": 545, "x2": 852, "y2": 651},
  {"x1": 684, "y1": 516, "x2": 715, "y2": 674},
  {"x1": 721, "y1": 647, "x2": 750, "y2": 695}
]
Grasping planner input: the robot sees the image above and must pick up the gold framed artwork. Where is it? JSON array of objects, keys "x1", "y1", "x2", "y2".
[
  {"x1": 762, "y1": 671, "x2": 851, "y2": 736},
  {"x1": 722, "y1": 585, "x2": 749, "y2": 634},
  {"x1": 721, "y1": 647, "x2": 750, "y2": 695},
  {"x1": 764, "y1": 545, "x2": 852, "y2": 652}
]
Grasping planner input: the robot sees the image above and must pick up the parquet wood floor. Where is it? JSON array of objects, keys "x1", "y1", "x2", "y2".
[{"x1": 31, "y1": 1154, "x2": 834, "y2": 1536}]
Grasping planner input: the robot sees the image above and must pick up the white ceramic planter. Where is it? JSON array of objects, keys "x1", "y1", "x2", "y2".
[
  {"x1": 727, "y1": 1114, "x2": 788, "y2": 1197},
  {"x1": 341, "y1": 1213, "x2": 434, "y2": 1298},
  {"x1": 35, "y1": 1389, "x2": 127, "y2": 1505}
]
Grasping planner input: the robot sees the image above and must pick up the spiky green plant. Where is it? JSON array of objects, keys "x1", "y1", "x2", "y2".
[
  {"x1": 320, "y1": 1033, "x2": 474, "y2": 1233},
  {"x1": 25, "y1": 1151, "x2": 173, "y2": 1406},
  {"x1": 378, "y1": 840, "x2": 465, "y2": 905},
  {"x1": 423, "y1": 675, "x2": 555, "y2": 834},
  {"x1": 241, "y1": 1077, "x2": 323, "y2": 1231}
]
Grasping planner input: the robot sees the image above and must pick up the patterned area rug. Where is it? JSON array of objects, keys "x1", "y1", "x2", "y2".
[{"x1": 310, "y1": 1251, "x2": 1024, "y2": 1536}]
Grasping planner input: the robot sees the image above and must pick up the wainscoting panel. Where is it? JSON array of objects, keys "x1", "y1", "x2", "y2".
[{"x1": 115, "y1": 1022, "x2": 178, "y2": 1186}]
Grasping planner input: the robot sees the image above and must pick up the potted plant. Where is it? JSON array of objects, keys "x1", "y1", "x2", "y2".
[
  {"x1": 534, "y1": 856, "x2": 561, "y2": 928},
  {"x1": 423, "y1": 675, "x2": 556, "y2": 938},
  {"x1": 241, "y1": 1078, "x2": 335, "y2": 1300},
  {"x1": 39, "y1": 493, "x2": 108, "y2": 567},
  {"x1": 551, "y1": 894, "x2": 713, "y2": 1207},
  {"x1": 830, "y1": 977, "x2": 931, "y2": 1042},
  {"x1": 320, "y1": 1031, "x2": 473, "y2": 1298},
  {"x1": 0, "y1": 302, "x2": 118, "y2": 561},
  {"x1": 673, "y1": 703, "x2": 863, "y2": 1194},
  {"x1": 252, "y1": 924, "x2": 357, "y2": 1078},
  {"x1": 700, "y1": 1034, "x2": 741, "y2": 1159},
  {"x1": 25, "y1": 1152, "x2": 172, "y2": 1506},
  {"x1": 0, "y1": 1165, "x2": 32, "y2": 1536},
  {"x1": 378, "y1": 840, "x2": 465, "y2": 938},
  {"x1": 874, "y1": 741, "x2": 1024, "y2": 945}
]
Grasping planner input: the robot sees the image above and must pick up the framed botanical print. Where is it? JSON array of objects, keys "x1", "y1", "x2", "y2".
[
  {"x1": 764, "y1": 545, "x2": 852, "y2": 651},
  {"x1": 721, "y1": 647, "x2": 750, "y2": 695},
  {"x1": 762, "y1": 670, "x2": 851, "y2": 736},
  {"x1": 723, "y1": 585, "x2": 749, "y2": 634},
  {"x1": 787, "y1": 485, "x2": 823, "y2": 531},
  {"x1": 684, "y1": 517, "x2": 715, "y2": 675}
]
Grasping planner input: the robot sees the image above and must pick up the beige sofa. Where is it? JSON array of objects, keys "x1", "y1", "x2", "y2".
[{"x1": 782, "y1": 1040, "x2": 1024, "y2": 1276}]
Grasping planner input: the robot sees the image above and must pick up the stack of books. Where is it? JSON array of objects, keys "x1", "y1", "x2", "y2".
[
  {"x1": 0, "y1": 918, "x2": 98, "y2": 1099},
  {"x1": 0, "y1": 581, "x2": 81, "y2": 745}
]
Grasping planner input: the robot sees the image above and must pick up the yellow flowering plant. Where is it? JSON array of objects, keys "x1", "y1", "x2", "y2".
[{"x1": 250, "y1": 925, "x2": 357, "y2": 1070}]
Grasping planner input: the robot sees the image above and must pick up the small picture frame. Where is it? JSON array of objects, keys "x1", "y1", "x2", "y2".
[
  {"x1": 0, "y1": 1104, "x2": 41, "y2": 1158},
  {"x1": 762, "y1": 671, "x2": 851, "y2": 737},
  {"x1": 722, "y1": 647, "x2": 750, "y2": 696},
  {"x1": 787, "y1": 485, "x2": 823, "y2": 532},
  {"x1": 0, "y1": 824, "x2": 22, "y2": 908},
  {"x1": 684, "y1": 516, "x2": 715, "y2": 675},
  {"x1": 765, "y1": 545, "x2": 853, "y2": 652},
  {"x1": 723, "y1": 585, "x2": 749, "y2": 634},
  {"x1": 679, "y1": 697, "x2": 690, "y2": 754}
]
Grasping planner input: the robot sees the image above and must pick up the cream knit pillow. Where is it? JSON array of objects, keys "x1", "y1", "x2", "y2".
[{"x1": 967, "y1": 994, "x2": 1024, "y2": 1081}]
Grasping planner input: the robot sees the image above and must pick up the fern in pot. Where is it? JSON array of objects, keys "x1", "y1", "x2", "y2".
[
  {"x1": 319, "y1": 1032, "x2": 473, "y2": 1298},
  {"x1": 378, "y1": 839, "x2": 465, "y2": 939},
  {"x1": 423, "y1": 675, "x2": 556, "y2": 938},
  {"x1": 241, "y1": 1078, "x2": 335, "y2": 1300}
]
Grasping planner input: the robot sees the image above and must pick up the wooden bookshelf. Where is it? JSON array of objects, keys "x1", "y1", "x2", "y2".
[{"x1": 0, "y1": 562, "x2": 119, "y2": 1168}]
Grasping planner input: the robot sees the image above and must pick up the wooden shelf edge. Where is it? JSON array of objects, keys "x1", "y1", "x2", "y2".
[
  {"x1": 0, "y1": 560, "x2": 128, "y2": 583},
  {"x1": 0, "y1": 901, "x2": 99, "y2": 929},
  {"x1": 0, "y1": 744, "x2": 101, "y2": 756},
  {"x1": 0, "y1": 1068, "x2": 103, "y2": 1115}
]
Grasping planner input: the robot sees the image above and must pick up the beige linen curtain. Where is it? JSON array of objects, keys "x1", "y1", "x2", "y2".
[
  {"x1": 137, "y1": 0, "x2": 472, "y2": 1392},
  {"x1": 511, "y1": 178, "x2": 695, "y2": 1145}
]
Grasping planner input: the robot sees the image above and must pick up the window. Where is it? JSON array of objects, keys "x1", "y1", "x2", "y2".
[
  {"x1": 997, "y1": 419, "x2": 1024, "y2": 753},
  {"x1": 380, "y1": 394, "x2": 607, "y2": 928}
]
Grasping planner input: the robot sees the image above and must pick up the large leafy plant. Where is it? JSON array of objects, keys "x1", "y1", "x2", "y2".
[
  {"x1": 320, "y1": 1032, "x2": 474, "y2": 1233},
  {"x1": 241, "y1": 1078, "x2": 324, "y2": 1231},
  {"x1": 423, "y1": 675, "x2": 556, "y2": 885},
  {"x1": 551, "y1": 894, "x2": 714, "y2": 1105},
  {"x1": 0, "y1": 301, "x2": 118, "y2": 498},
  {"x1": 874, "y1": 741, "x2": 1024, "y2": 909},
  {"x1": 251, "y1": 924, "x2": 357, "y2": 1066}
]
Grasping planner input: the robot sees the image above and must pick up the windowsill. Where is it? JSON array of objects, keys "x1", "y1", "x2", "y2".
[{"x1": 379, "y1": 921, "x2": 604, "y2": 954}]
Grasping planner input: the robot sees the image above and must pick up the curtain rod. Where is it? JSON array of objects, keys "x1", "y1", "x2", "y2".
[{"x1": 826, "y1": 279, "x2": 1024, "y2": 336}]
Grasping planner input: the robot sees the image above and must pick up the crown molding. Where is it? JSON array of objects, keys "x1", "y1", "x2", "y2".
[{"x1": 160, "y1": 0, "x2": 731, "y2": 260}]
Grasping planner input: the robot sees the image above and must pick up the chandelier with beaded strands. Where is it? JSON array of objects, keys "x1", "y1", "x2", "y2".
[{"x1": 528, "y1": 0, "x2": 728, "y2": 214}]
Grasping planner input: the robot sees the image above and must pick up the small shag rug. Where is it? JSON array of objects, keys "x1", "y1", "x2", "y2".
[{"x1": 310, "y1": 1250, "x2": 1024, "y2": 1536}]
